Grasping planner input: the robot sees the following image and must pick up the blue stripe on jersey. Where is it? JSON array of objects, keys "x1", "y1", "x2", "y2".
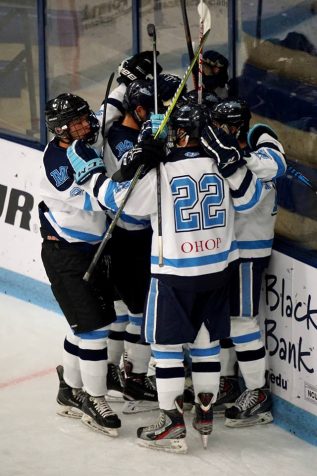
[
  {"x1": 83, "y1": 192, "x2": 93, "y2": 211},
  {"x1": 153, "y1": 350, "x2": 184, "y2": 360},
  {"x1": 75, "y1": 329, "x2": 110, "y2": 339},
  {"x1": 232, "y1": 331, "x2": 261, "y2": 344},
  {"x1": 237, "y1": 239, "x2": 273, "y2": 250},
  {"x1": 119, "y1": 212, "x2": 151, "y2": 227},
  {"x1": 266, "y1": 148, "x2": 287, "y2": 178},
  {"x1": 241, "y1": 262, "x2": 252, "y2": 316},
  {"x1": 114, "y1": 314, "x2": 129, "y2": 323},
  {"x1": 151, "y1": 241, "x2": 238, "y2": 268},
  {"x1": 144, "y1": 278, "x2": 158, "y2": 343},
  {"x1": 48, "y1": 210, "x2": 105, "y2": 242},
  {"x1": 129, "y1": 315, "x2": 143, "y2": 325},
  {"x1": 190, "y1": 346, "x2": 221, "y2": 357},
  {"x1": 234, "y1": 178, "x2": 264, "y2": 212}
]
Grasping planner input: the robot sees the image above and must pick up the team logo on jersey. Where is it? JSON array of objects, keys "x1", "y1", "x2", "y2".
[
  {"x1": 50, "y1": 166, "x2": 69, "y2": 187},
  {"x1": 184, "y1": 151, "x2": 200, "y2": 158},
  {"x1": 116, "y1": 140, "x2": 134, "y2": 158},
  {"x1": 70, "y1": 187, "x2": 83, "y2": 197},
  {"x1": 115, "y1": 182, "x2": 130, "y2": 192}
]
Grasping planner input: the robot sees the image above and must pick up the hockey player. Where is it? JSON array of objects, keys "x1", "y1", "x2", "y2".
[
  {"x1": 104, "y1": 79, "x2": 159, "y2": 413},
  {"x1": 66, "y1": 101, "x2": 275, "y2": 453},
  {"x1": 96, "y1": 51, "x2": 162, "y2": 138},
  {"x1": 39, "y1": 93, "x2": 121, "y2": 437},
  {"x1": 202, "y1": 50, "x2": 229, "y2": 98},
  {"x1": 209, "y1": 99, "x2": 287, "y2": 427}
]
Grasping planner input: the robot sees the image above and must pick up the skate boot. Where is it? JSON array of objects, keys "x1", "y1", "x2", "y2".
[
  {"x1": 106, "y1": 363, "x2": 125, "y2": 402},
  {"x1": 81, "y1": 394, "x2": 121, "y2": 437},
  {"x1": 192, "y1": 393, "x2": 213, "y2": 449},
  {"x1": 137, "y1": 396, "x2": 188, "y2": 454},
  {"x1": 123, "y1": 361, "x2": 159, "y2": 414},
  {"x1": 225, "y1": 387, "x2": 273, "y2": 428},
  {"x1": 214, "y1": 376, "x2": 241, "y2": 416},
  {"x1": 56, "y1": 365, "x2": 85, "y2": 419}
]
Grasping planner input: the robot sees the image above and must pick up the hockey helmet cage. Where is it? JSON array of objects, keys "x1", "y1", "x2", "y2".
[{"x1": 45, "y1": 93, "x2": 99, "y2": 144}]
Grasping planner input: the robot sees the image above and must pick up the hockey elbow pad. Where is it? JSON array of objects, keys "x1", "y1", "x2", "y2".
[
  {"x1": 67, "y1": 140, "x2": 105, "y2": 185},
  {"x1": 247, "y1": 124, "x2": 278, "y2": 150}
]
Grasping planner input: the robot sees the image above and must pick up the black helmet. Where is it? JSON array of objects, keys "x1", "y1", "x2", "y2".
[
  {"x1": 45, "y1": 93, "x2": 99, "y2": 144},
  {"x1": 122, "y1": 79, "x2": 154, "y2": 113},
  {"x1": 170, "y1": 102, "x2": 209, "y2": 139},
  {"x1": 184, "y1": 90, "x2": 220, "y2": 123},
  {"x1": 211, "y1": 99, "x2": 251, "y2": 132}
]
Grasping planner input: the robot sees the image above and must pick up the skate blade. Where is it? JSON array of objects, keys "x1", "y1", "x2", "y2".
[
  {"x1": 56, "y1": 405, "x2": 83, "y2": 419},
  {"x1": 81, "y1": 414, "x2": 119, "y2": 437},
  {"x1": 106, "y1": 390, "x2": 124, "y2": 402},
  {"x1": 201, "y1": 434, "x2": 209, "y2": 449},
  {"x1": 137, "y1": 437, "x2": 188, "y2": 454},
  {"x1": 122, "y1": 400, "x2": 159, "y2": 414},
  {"x1": 225, "y1": 411, "x2": 273, "y2": 428},
  {"x1": 183, "y1": 402, "x2": 194, "y2": 412},
  {"x1": 214, "y1": 403, "x2": 235, "y2": 417}
]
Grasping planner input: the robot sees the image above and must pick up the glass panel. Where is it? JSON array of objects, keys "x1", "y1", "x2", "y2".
[
  {"x1": 46, "y1": 0, "x2": 133, "y2": 114},
  {"x1": 236, "y1": 0, "x2": 317, "y2": 252},
  {"x1": 139, "y1": 0, "x2": 229, "y2": 93},
  {"x1": 0, "y1": 1, "x2": 40, "y2": 142}
]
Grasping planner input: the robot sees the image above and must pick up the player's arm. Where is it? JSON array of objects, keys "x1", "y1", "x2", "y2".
[
  {"x1": 200, "y1": 125, "x2": 272, "y2": 213},
  {"x1": 244, "y1": 124, "x2": 287, "y2": 180}
]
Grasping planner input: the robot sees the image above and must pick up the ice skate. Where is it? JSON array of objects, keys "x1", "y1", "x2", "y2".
[
  {"x1": 225, "y1": 387, "x2": 273, "y2": 428},
  {"x1": 137, "y1": 396, "x2": 188, "y2": 454},
  {"x1": 81, "y1": 394, "x2": 121, "y2": 437},
  {"x1": 123, "y1": 361, "x2": 159, "y2": 414},
  {"x1": 214, "y1": 376, "x2": 241, "y2": 416},
  {"x1": 106, "y1": 363, "x2": 125, "y2": 402},
  {"x1": 56, "y1": 365, "x2": 85, "y2": 419},
  {"x1": 192, "y1": 393, "x2": 213, "y2": 449}
]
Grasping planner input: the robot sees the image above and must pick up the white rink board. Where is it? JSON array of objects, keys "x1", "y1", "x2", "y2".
[
  {"x1": 0, "y1": 138, "x2": 48, "y2": 283},
  {"x1": 260, "y1": 250, "x2": 317, "y2": 417}
]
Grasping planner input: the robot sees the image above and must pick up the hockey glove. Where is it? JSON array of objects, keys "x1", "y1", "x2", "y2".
[
  {"x1": 112, "y1": 137, "x2": 166, "y2": 183},
  {"x1": 138, "y1": 115, "x2": 168, "y2": 142},
  {"x1": 67, "y1": 140, "x2": 105, "y2": 185},
  {"x1": 157, "y1": 73, "x2": 182, "y2": 105},
  {"x1": 118, "y1": 51, "x2": 163, "y2": 86},
  {"x1": 201, "y1": 126, "x2": 246, "y2": 178},
  {"x1": 247, "y1": 124, "x2": 278, "y2": 150}
]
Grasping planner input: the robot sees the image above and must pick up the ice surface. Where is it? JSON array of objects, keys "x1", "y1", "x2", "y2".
[{"x1": 0, "y1": 293, "x2": 316, "y2": 476}]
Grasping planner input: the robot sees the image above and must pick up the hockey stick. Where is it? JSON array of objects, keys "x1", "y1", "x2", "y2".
[
  {"x1": 147, "y1": 23, "x2": 164, "y2": 266},
  {"x1": 286, "y1": 165, "x2": 317, "y2": 194},
  {"x1": 180, "y1": 0, "x2": 198, "y2": 89},
  {"x1": 83, "y1": 30, "x2": 210, "y2": 281},
  {"x1": 101, "y1": 72, "x2": 115, "y2": 142},
  {"x1": 197, "y1": 1, "x2": 211, "y2": 104}
]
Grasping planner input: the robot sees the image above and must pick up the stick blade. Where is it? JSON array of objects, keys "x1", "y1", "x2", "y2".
[
  {"x1": 197, "y1": 2, "x2": 211, "y2": 32},
  {"x1": 147, "y1": 23, "x2": 156, "y2": 38}
]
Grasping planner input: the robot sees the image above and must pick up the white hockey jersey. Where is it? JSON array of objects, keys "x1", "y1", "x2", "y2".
[
  {"x1": 235, "y1": 133, "x2": 286, "y2": 259},
  {"x1": 79, "y1": 145, "x2": 272, "y2": 288},
  {"x1": 39, "y1": 138, "x2": 108, "y2": 244}
]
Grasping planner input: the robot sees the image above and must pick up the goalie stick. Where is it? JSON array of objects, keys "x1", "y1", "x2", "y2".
[
  {"x1": 180, "y1": 0, "x2": 198, "y2": 89},
  {"x1": 83, "y1": 29, "x2": 210, "y2": 281}
]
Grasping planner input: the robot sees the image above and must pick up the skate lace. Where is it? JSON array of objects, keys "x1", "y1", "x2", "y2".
[
  {"x1": 93, "y1": 397, "x2": 116, "y2": 417},
  {"x1": 145, "y1": 375, "x2": 156, "y2": 390},
  {"x1": 234, "y1": 389, "x2": 259, "y2": 411},
  {"x1": 111, "y1": 365, "x2": 124, "y2": 387},
  {"x1": 145, "y1": 411, "x2": 166, "y2": 431},
  {"x1": 72, "y1": 389, "x2": 86, "y2": 404}
]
